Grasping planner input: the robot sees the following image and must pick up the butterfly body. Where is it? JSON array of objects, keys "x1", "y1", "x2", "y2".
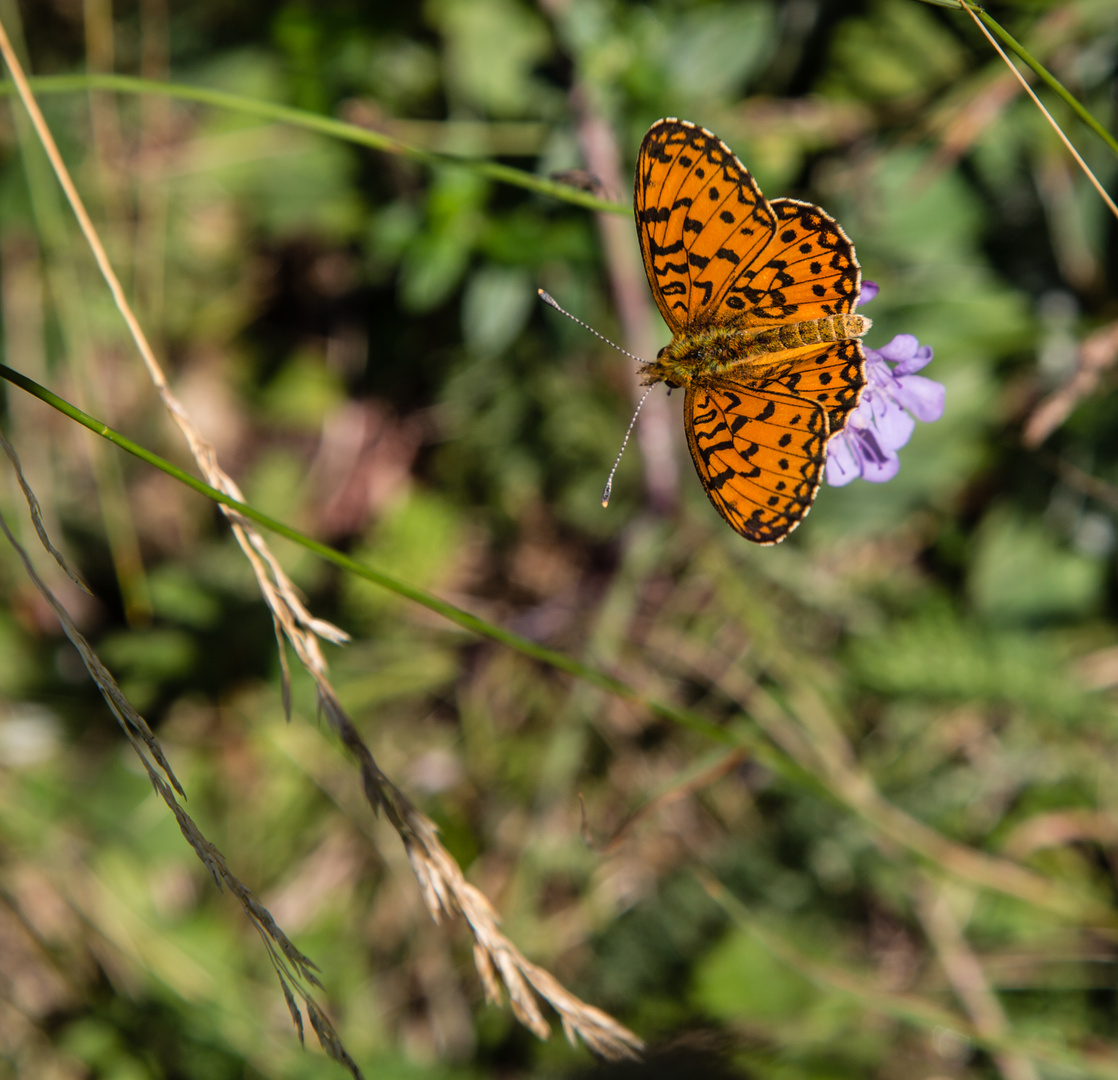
[
  {"x1": 641, "y1": 311, "x2": 871, "y2": 388},
  {"x1": 633, "y1": 118, "x2": 869, "y2": 544}
]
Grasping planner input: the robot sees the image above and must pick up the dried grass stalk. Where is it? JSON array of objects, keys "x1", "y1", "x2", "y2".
[
  {"x1": 0, "y1": 17, "x2": 642, "y2": 1062},
  {"x1": 0, "y1": 432, "x2": 362, "y2": 1079}
]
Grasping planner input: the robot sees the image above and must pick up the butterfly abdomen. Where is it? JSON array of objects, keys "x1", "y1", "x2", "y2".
[
  {"x1": 751, "y1": 312, "x2": 870, "y2": 353},
  {"x1": 642, "y1": 313, "x2": 870, "y2": 387}
]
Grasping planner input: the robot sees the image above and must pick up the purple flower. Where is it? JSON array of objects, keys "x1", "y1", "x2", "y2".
[
  {"x1": 858, "y1": 280, "x2": 879, "y2": 305},
  {"x1": 825, "y1": 284, "x2": 945, "y2": 487}
]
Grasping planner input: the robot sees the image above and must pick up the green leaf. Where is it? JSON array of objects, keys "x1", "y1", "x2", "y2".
[
  {"x1": 970, "y1": 507, "x2": 1105, "y2": 626},
  {"x1": 693, "y1": 927, "x2": 819, "y2": 1023},
  {"x1": 462, "y1": 264, "x2": 534, "y2": 357}
]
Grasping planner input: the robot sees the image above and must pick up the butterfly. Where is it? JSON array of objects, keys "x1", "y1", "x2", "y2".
[{"x1": 634, "y1": 118, "x2": 869, "y2": 544}]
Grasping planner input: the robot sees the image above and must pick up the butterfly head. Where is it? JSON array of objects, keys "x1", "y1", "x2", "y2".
[{"x1": 636, "y1": 345, "x2": 684, "y2": 390}]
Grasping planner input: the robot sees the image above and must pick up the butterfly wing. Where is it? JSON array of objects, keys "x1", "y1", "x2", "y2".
[
  {"x1": 634, "y1": 120, "x2": 869, "y2": 543},
  {"x1": 634, "y1": 118, "x2": 776, "y2": 334},
  {"x1": 722, "y1": 198, "x2": 862, "y2": 326},
  {"x1": 764, "y1": 338, "x2": 867, "y2": 436},
  {"x1": 684, "y1": 380, "x2": 829, "y2": 545}
]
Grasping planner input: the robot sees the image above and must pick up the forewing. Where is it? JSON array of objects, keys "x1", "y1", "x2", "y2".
[
  {"x1": 634, "y1": 118, "x2": 776, "y2": 334},
  {"x1": 764, "y1": 339, "x2": 866, "y2": 435},
  {"x1": 684, "y1": 381, "x2": 828, "y2": 545},
  {"x1": 721, "y1": 197, "x2": 861, "y2": 325}
]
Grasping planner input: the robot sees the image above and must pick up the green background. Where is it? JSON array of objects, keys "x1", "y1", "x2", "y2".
[{"x1": 0, "y1": 0, "x2": 1117, "y2": 1077}]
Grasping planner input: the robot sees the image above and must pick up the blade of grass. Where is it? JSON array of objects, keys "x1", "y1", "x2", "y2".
[
  {"x1": 0, "y1": 360, "x2": 731, "y2": 750},
  {"x1": 0, "y1": 431, "x2": 365, "y2": 1079},
  {"x1": 0, "y1": 73, "x2": 626, "y2": 215},
  {"x1": 970, "y1": 4, "x2": 1118, "y2": 161},
  {"x1": 0, "y1": 37, "x2": 646, "y2": 1051},
  {"x1": 7, "y1": 361, "x2": 1118, "y2": 935},
  {"x1": 700, "y1": 870, "x2": 1118, "y2": 1080},
  {"x1": 959, "y1": 1, "x2": 1118, "y2": 221},
  {"x1": 943, "y1": 1, "x2": 1118, "y2": 223},
  {"x1": 0, "y1": 0, "x2": 153, "y2": 623},
  {"x1": 919, "y1": 0, "x2": 1118, "y2": 162},
  {"x1": 915, "y1": 880, "x2": 1040, "y2": 1080},
  {"x1": 662, "y1": 631, "x2": 1118, "y2": 929}
]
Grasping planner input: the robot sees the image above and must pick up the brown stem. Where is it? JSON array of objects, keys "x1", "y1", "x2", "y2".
[{"x1": 569, "y1": 91, "x2": 680, "y2": 515}]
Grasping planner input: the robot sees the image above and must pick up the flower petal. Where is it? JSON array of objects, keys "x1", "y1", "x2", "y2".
[
  {"x1": 893, "y1": 374, "x2": 945, "y2": 422},
  {"x1": 855, "y1": 429, "x2": 902, "y2": 482},
  {"x1": 862, "y1": 352, "x2": 890, "y2": 386},
  {"x1": 894, "y1": 344, "x2": 935, "y2": 376},
  {"x1": 823, "y1": 289, "x2": 942, "y2": 489},
  {"x1": 876, "y1": 334, "x2": 921, "y2": 364},
  {"x1": 825, "y1": 432, "x2": 862, "y2": 486},
  {"x1": 861, "y1": 451, "x2": 901, "y2": 483},
  {"x1": 869, "y1": 396, "x2": 916, "y2": 450}
]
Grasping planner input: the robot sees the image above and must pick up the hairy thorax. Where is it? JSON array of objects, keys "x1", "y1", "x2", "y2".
[{"x1": 641, "y1": 312, "x2": 871, "y2": 388}]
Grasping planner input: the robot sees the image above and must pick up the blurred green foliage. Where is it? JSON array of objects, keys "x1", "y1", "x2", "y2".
[{"x1": 1, "y1": 0, "x2": 1118, "y2": 1078}]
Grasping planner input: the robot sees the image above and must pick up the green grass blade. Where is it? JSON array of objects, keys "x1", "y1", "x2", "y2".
[
  {"x1": 925, "y1": 0, "x2": 1118, "y2": 160},
  {"x1": 0, "y1": 362, "x2": 731, "y2": 746},
  {"x1": 702, "y1": 872, "x2": 1118, "y2": 1080},
  {"x1": 975, "y1": 8, "x2": 1118, "y2": 160},
  {"x1": 1, "y1": 73, "x2": 627, "y2": 214},
  {"x1": 7, "y1": 364, "x2": 1118, "y2": 932}
]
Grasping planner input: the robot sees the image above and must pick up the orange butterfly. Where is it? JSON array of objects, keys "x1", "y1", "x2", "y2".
[{"x1": 634, "y1": 118, "x2": 870, "y2": 544}]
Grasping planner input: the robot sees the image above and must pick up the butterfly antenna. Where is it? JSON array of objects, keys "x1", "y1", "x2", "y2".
[
  {"x1": 601, "y1": 386, "x2": 653, "y2": 508},
  {"x1": 538, "y1": 289, "x2": 655, "y2": 509},
  {"x1": 537, "y1": 289, "x2": 646, "y2": 365}
]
